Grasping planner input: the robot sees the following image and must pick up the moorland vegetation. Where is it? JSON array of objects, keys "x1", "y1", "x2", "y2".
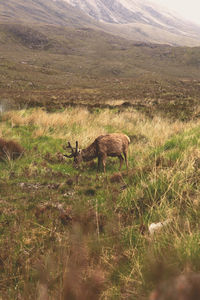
[
  {"x1": 1, "y1": 107, "x2": 200, "y2": 299},
  {"x1": 0, "y1": 23, "x2": 200, "y2": 120}
]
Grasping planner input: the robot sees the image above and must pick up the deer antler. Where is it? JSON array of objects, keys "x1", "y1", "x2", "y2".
[
  {"x1": 75, "y1": 141, "x2": 79, "y2": 154},
  {"x1": 63, "y1": 142, "x2": 76, "y2": 158}
]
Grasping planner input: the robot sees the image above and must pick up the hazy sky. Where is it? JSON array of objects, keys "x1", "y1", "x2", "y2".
[{"x1": 152, "y1": 0, "x2": 200, "y2": 24}]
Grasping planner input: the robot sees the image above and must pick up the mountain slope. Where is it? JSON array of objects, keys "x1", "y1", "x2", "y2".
[
  {"x1": 1, "y1": 21, "x2": 200, "y2": 114},
  {"x1": 62, "y1": 0, "x2": 199, "y2": 31},
  {"x1": 0, "y1": 0, "x2": 99, "y2": 27},
  {"x1": 0, "y1": 0, "x2": 200, "y2": 46},
  {"x1": 62, "y1": 0, "x2": 200, "y2": 45}
]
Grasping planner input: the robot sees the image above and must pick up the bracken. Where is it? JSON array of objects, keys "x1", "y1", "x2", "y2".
[{"x1": 0, "y1": 137, "x2": 24, "y2": 160}]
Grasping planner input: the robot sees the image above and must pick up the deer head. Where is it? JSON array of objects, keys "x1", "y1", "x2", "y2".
[{"x1": 64, "y1": 141, "x2": 82, "y2": 166}]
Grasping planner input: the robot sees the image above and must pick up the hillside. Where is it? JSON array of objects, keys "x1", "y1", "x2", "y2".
[
  {"x1": 0, "y1": 0, "x2": 200, "y2": 46},
  {"x1": 64, "y1": 0, "x2": 200, "y2": 32},
  {"x1": 61, "y1": 0, "x2": 200, "y2": 46},
  {"x1": 0, "y1": 23, "x2": 200, "y2": 119},
  {"x1": 0, "y1": 0, "x2": 97, "y2": 27}
]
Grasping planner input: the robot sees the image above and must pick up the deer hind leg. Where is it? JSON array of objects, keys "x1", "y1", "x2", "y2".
[
  {"x1": 97, "y1": 156, "x2": 102, "y2": 171},
  {"x1": 118, "y1": 154, "x2": 124, "y2": 170}
]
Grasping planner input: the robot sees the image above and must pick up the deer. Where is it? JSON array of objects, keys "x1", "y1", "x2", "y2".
[{"x1": 64, "y1": 133, "x2": 130, "y2": 173}]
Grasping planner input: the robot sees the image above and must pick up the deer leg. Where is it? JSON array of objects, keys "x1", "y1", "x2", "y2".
[
  {"x1": 102, "y1": 154, "x2": 107, "y2": 173},
  {"x1": 123, "y1": 151, "x2": 128, "y2": 169},
  {"x1": 118, "y1": 155, "x2": 124, "y2": 170},
  {"x1": 97, "y1": 156, "x2": 102, "y2": 171}
]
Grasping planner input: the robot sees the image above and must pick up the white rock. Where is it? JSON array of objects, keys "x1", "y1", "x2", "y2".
[{"x1": 149, "y1": 220, "x2": 170, "y2": 235}]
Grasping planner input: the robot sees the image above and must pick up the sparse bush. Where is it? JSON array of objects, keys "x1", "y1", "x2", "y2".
[{"x1": 0, "y1": 137, "x2": 23, "y2": 160}]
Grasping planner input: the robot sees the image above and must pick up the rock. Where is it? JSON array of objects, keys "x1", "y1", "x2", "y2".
[{"x1": 149, "y1": 220, "x2": 171, "y2": 235}]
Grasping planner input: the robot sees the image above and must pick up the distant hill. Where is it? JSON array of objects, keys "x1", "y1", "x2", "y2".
[
  {"x1": 1, "y1": 0, "x2": 200, "y2": 119},
  {"x1": 62, "y1": 0, "x2": 200, "y2": 46},
  {"x1": 0, "y1": 21, "x2": 200, "y2": 117},
  {"x1": 1, "y1": 22, "x2": 200, "y2": 77},
  {"x1": 0, "y1": 0, "x2": 106, "y2": 28},
  {"x1": 0, "y1": 0, "x2": 200, "y2": 46}
]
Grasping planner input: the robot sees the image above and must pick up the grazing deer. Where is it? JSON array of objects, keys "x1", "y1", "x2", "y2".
[{"x1": 64, "y1": 133, "x2": 130, "y2": 172}]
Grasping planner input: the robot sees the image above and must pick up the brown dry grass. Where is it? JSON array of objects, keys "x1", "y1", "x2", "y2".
[
  {"x1": 3, "y1": 107, "x2": 198, "y2": 143},
  {"x1": 2, "y1": 108, "x2": 200, "y2": 170}
]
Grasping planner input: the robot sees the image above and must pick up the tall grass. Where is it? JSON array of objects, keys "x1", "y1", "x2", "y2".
[
  {"x1": 1, "y1": 107, "x2": 200, "y2": 299},
  {"x1": 3, "y1": 106, "x2": 197, "y2": 150}
]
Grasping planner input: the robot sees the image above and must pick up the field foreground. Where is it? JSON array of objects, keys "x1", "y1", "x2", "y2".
[{"x1": 1, "y1": 107, "x2": 200, "y2": 299}]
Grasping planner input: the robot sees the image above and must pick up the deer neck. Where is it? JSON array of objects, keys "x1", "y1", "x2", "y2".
[{"x1": 82, "y1": 143, "x2": 97, "y2": 162}]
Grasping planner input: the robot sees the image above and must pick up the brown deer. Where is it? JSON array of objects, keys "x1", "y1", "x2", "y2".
[{"x1": 64, "y1": 133, "x2": 130, "y2": 172}]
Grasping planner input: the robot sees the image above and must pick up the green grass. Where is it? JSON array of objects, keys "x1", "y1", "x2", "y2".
[{"x1": 0, "y1": 108, "x2": 200, "y2": 299}]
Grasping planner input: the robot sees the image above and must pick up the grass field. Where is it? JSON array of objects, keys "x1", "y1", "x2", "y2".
[{"x1": 1, "y1": 107, "x2": 200, "y2": 299}]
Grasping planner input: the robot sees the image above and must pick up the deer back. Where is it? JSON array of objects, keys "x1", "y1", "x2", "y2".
[{"x1": 95, "y1": 133, "x2": 130, "y2": 156}]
